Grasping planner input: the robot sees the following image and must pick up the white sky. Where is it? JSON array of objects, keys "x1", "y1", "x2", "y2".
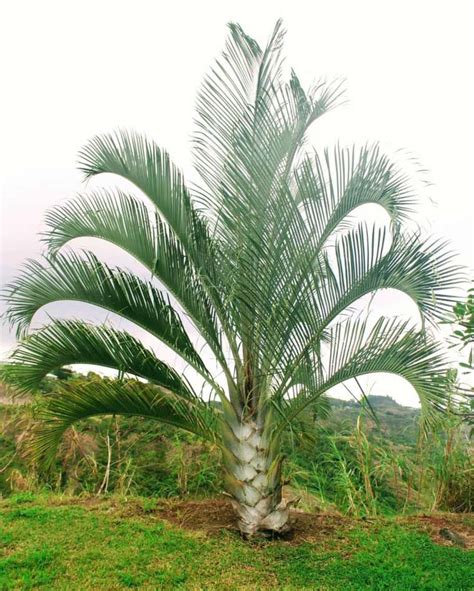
[{"x1": 1, "y1": 0, "x2": 473, "y2": 407}]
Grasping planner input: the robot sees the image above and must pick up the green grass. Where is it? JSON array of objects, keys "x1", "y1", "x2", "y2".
[{"x1": 0, "y1": 496, "x2": 473, "y2": 590}]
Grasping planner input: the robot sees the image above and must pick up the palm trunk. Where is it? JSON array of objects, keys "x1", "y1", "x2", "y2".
[{"x1": 221, "y1": 414, "x2": 292, "y2": 538}]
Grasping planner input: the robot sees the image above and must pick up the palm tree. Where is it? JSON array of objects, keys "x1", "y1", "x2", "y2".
[{"x1": 3, "y1": 21, "x2": 460, "y2": 537}]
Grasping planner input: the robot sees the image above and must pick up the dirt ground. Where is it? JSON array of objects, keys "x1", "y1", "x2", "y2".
[
  {"x1": 83, "y1": 496, "x2": 474, "y2": 548},
  {"x1": 401, "y1": 513, "x2": 474, "y2": 549},
  {"x1": 154, "y1": 498, "x2": 352, "y2": 543}
]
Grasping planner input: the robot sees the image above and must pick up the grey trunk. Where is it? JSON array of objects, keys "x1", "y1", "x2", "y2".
[{"x1": 221, "y1": 417, "x2": 292, "y2": 538}]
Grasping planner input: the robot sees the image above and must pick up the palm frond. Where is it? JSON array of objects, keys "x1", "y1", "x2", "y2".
[
  {"x1": 317, "y1": 224, "x2": 462, "y2": 325},
  {"x1": 43, "y1": 188, "x2": 225, "y2": 365},
  {"x1": 77, "y1": 129, "x2": 241, "y2": 380},
  {"x1": 45, "y1": 188, "x2": 157, "y2": 262},
  {"x1": 77, "y1": 130, "x2": 197, "y2": 249},
  {"x1": 295, "y1": 144, "x2": 417, "y2": 244},
  {"x1": 194, "y1": 20, "x2": 342, "y2": 228},
  {"x1": 30, "y1": 380, "x2": 220, "y2": 467},
  {"x1": 3, "y1": 251, "x2": 209, "y2": 378},
  {"x1": 266, "y1": 223, "x2": 461, "y2": 380},
  {"x1": 278, "y1": 317, "x2": 449, "y2": 434},
  {"x1": 4, "y1": 319, "x2": 195, "y2": 398}
]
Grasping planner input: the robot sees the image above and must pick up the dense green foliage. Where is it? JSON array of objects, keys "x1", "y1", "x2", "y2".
[
  {"x1": 450, "y1": 287, "x2": 474, "y2": 428},
  {"x1": 451, "y1": 286, "x2": 474, "y2": 356},
  {"x1": 0, "y1": 496, "x2": 472, "y2": 590}
]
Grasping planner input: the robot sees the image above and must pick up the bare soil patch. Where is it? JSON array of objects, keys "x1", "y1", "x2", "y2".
[
  {"x1": 401, "y1": 513, "x2": 474, "y2": 549},
  {"x1": 145, "y1": 497, "x2": 359, "y2": 544},
  {"x1": 154, "y1": 499, "x2": 474, "y2": 548}
]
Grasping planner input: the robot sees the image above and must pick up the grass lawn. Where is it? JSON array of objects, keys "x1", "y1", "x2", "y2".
[{"x1": 0, "y1": 495, "x2": 473, "y2": 590}]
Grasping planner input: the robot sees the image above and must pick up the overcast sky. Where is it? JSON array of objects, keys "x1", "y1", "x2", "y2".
[{"x1": 1, "y1": 0, "x2": 473, "y2": 406}]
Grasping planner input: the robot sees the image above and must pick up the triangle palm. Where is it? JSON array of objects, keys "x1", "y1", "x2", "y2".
[{"x1": 3, "y1": 21, "x2": 460, "y2": 537}]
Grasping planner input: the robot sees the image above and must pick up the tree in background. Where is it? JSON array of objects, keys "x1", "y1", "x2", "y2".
[
  {"x1": 452, "y1": 285, "x2": 474, "y2": 367},
  {"x1": 2, "y1": 21, "x2": 461, "y2": 537},
  {"x1": 448, "y1": 285, "x2": 474, "y2": 424}
]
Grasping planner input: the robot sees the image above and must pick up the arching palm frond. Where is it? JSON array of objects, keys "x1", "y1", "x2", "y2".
[
  {"x1": 3, "y1": 251, "x2": 211, "y2": 381},
  {"x1": 3, "y1": 320, "x2": 196, "y2": 398},
  {"x1": 294, "y1": 144, "x2": 417, "y2": 237},
  {"x1": 30, "y1": 380, "x2": 220, "y2": 468},
  {"x1": 277, "y1": 317, "x2": 448, "y2": 435},
  {"x1": 43, "y1": 189, "x2": 225, "y2": 367},
  {"x1": 78, "y1": 131, "x2": 195, "y2": 247}
]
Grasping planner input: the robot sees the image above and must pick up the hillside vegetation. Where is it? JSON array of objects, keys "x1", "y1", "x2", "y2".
[{"x1": 1, "y1": 376, "x2": 472, "y2": 516}]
